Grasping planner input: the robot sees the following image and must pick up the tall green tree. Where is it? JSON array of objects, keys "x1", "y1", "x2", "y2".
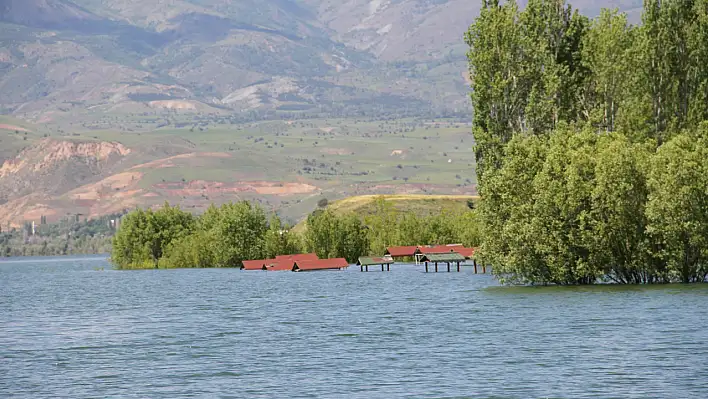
[
  {"x1": 466, "y1": 0, "x2": 589, "y2": 183},
  {"x1": 638, "y1": 0, "x2": 708, "y2": 141},
  {"x1": 581, "y1": 9, "x2": 635, "y2": 132},
  {"x1": 688, "y1": 0, "x2": 708, "y2": 126},
  {"x1": 465, "y1": 0, "x2": 524, "y2": 181}
]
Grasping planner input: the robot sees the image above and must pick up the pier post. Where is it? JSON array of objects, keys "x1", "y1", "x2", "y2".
[
  {"x1": 473, "y1": 259, "x2": 478, "y2": 274},
  {"x1": 381, "y1": 264, "x2": 384, "y2": 272},
  {"x1": 366, "y1": 265, "x2": 369, "y2": 272},
  {"x1": 425, "y1": 262, "x2": 429, "y2": 273},
  {"x1": 457, "y1": 261, "x2": 460, "y2": 272},
  {"x1": 435, "y1": 262, "x2": 438, "y2": 273},
  {"x1": 387, "y1": 264, "x2": 390, "y2": 272},
  {"x1": 447, "y1": 262, "x2": 450, "y2": 272},
  {"x1": 360, "y1": 265, "x2": 363, "y2": 272}
]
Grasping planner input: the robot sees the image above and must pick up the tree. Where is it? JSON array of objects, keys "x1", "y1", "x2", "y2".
[
  {"x1": 456, "y1": 211, "x2": 482, "y2": 248},
  {"x1": 529, "y1": 127, "x2": 600, "y2": 285},
  {"x1": 305, "y1": 209, "x2": 369, "y2": 261},
  {"x1": 199, "y1": 202, "x2": 268, "y2": 268},
  {"x1": 364, "y1": 197, "x2": 399, "y2": 256},
  {"x1": 336, "y1": 214, "x2": 370, "y2": 263},
  {"x1": 646, "y1": 131, "x2": 708, "y2": 283},
  {"x1": 466, "y1": 0, "x2": 589, "y2": 184},
  {"x1": 581, "y1": 9, "x2": 635, "y2": 132},
  {"x1": 145, "y1": 203, "x2": 196, "y2": 266},
  {"x1": 160, "y1": 230, "x2": 214, "y2": 269},
  {"x1": 305, "y1": 209, "x2": 338, "y2": 259},
  {"x1": 467, "y1": 0, "x2": 708, "y2": 285},
  {"x1": 264, "y1": 215, "x2": 301, "y2": 259},
  {"x1": 466, "y1": 199, "x2": 476, "y2": 210},
  {"x1": 637, "y1": 0, "x2": 708, "y2": 141},
  {"x1": 397, "y1": 213, "x2": 427, "y2": 247},
  {"x1": 588, "y1": 134, "x2": 654, "y2": 283},
  {"x1": 478, "y1": 132, "x2": 548, "y2": 284},
  {"x1": 465, "y1": 0, "x2": 525, "y2": 182},
  {"x1": 111, "y1": 208, "x2": 153, "y2": 269},
  {"x1": 111, "y1": 204, "x2": 195, "y2": 269}
]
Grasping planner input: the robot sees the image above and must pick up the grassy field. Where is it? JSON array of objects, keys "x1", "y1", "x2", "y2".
[
  {"x1": 1, "y1": 115, "x2": 478, "y2": 226},
  {"x1": 0, "y1": 116, "x2": 46, "y2": 162},
  {"x1": 70, "y1": 116, "x2": 479, "y2": 202}
]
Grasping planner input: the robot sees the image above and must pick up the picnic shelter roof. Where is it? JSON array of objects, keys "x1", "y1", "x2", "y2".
[
  {"x1": 417, "y1": 245, "x2": 463, "y2": 254},
  {"x1": 357, "y1": 256, "x2": 394, "y2": 266},
  {"x1": 419, "y1": 253, "x2": 467, "y2": 263},
  {"x1": 294, "y1": 258, "x2": 349, "y2": 271}
]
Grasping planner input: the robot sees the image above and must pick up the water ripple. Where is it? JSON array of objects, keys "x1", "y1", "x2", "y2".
[{"x1": 1, "y1": 257, "x2": 707, "y2": 398}]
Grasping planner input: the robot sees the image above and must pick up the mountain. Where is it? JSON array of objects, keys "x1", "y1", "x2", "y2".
[
  {"x1": 0, "y1": 0, "x2": 641, "y2": 228},
  {"x1": 0, "y1": 0, "x2": 642, "y2": 121},
  {"x1": 0, "y1": 0, "x2": 100, "y2": 28}
]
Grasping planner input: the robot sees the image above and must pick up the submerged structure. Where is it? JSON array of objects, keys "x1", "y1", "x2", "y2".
[
  {"x1": 243, "y1": 244, "x2": 482, "y2": 274},
  {"x1": 241, "y1": 254, "x2": 350, "y2": 272}
]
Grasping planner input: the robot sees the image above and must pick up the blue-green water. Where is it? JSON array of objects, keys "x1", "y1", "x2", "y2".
[{"x1": 1, "y1": 256, "x2": 707, "y2": 398}]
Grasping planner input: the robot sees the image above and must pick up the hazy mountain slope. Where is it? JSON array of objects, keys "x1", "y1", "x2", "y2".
[
  {"x1": 0, "y1": 0, "x2": 643, "y2": 227},
  {"x1": 0, "y1": 0, "x2": 100, "y2": 28},
  {"x1": 0, "y1": 0, "x2": 641, "y2": 122},
  {"x1": 304, "y1": 0, "x2": 481, "y2": 61}
]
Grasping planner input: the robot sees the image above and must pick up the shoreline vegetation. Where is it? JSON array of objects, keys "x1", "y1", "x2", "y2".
[
  {"x1": 110, "y1": 198, "x2": 481, "y2": 270},
  {"x1": 466, "y1": 0, "x2": 708, "y2": 284},
  {"x1": 0, "y1": 213, "x2": 122, "y2": 258}
]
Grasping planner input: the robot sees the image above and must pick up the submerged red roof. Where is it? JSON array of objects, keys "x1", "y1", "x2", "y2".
[
  {"x1": 385, "y1": 246, "x2": 419, "y2": 257},
  {"x1": 455, "y1": 247, "x2": 477, "y2": 258},
  {"x1": 243, "y1": 254, "x2": 319, "y2": 271},
  {"x1": 267, "y1": 260, "x2": 296, "y2": 271},
  {"x1": 418, "y1": 245, "x2": 462, "y2": 254},
  {"x1": 242, "y1": 260, "x2": 266, "y2": 270},
  {"x1": 275, "y1": 253, "x2": 319, "y2": 262},
  {"x1": 294, "y1": 258, "x2": 349, "y2": 271}
]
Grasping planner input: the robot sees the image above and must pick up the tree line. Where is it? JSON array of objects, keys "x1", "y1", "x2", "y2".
[
  {"x1": 0, "y1": 213, "x2": 124, "y2": 257},
  {"x1": 111, "y1": 198, "x2": 481, "y2": 269},
  {"x1": 466, "y1": 0, "x2": 708, "y2": 284},
  {"x1": 304, "y1": 198, "x2": 480, "y2": 260}
]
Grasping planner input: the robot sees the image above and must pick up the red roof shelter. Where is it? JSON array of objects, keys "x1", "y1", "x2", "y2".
[
  {"x1": 293, "y1": 258, "x2": 349, "y2": 272},
  {"x1": 266, "y1": 260, "x2": 296, "y2": 271},
  {"x1": 242, "y1": 254, "x2": 349, "y2": 272},
  {"x1": 384, "y1": 246, "x2": 419, "y2": 258},
  {"x1": 242, "y1": 259, "x2": 268, "y2": 270},
  {"x1": 417, "y1": 245, "x2": 464, "y2": 254},
  {"x1": 275, "y1": 253, "x2": 319, "y2": 262},
  {"x1": 455, "y1": 247, "x2": 476, "y2": 259}
]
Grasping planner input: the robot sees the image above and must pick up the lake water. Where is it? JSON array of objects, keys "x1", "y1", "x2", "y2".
[{"x1": 1, "y1": 256, "x2": 707, "y2": 398}]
